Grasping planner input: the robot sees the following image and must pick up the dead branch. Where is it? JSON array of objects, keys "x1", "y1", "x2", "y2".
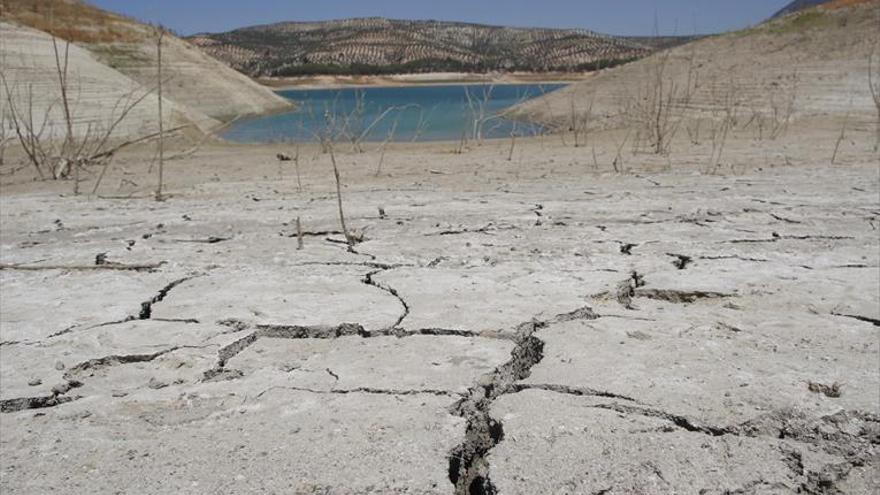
[
  {"x1": 155, "y1": 28, "x2": 166, "y2": 201},
  {"x1": 327, "y1": 143, "x2": 354, "y2": 248},
  {"x1": 831, "y1": 101, "x2": 851, "y2": 165}
]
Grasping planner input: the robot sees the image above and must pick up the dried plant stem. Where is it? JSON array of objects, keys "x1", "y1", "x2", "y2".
[
  {"x1": 328, "y1": 146, "x2": 352, "y2": 247},
  {"x1": 831, "y1": 109, "x2": 850, "y2": 165},
  {"x1": 155, "y1": 29, "x2": 165, "y2": 201},
  {"x1": 294, "y1": 144, "x2": 302, "y2": 191}
]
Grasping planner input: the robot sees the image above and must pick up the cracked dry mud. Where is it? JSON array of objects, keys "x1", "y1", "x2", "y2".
[{"x1": 1, "y1": 144, "x2": 878, "y2": 494}]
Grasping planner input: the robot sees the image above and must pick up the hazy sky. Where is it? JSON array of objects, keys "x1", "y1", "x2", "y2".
[{"x1": 89, "y1": 0, "x2": 793, "y2": 36}]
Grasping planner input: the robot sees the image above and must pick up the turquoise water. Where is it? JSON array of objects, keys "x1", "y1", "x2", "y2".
[{"x1": 221, "y1": 83, "x2": 565, "y2": 143}]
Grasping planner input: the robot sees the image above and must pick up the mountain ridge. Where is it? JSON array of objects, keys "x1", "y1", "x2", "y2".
[
  {"x1": 188, "y1": 17, "x2": 690, "y2": 77},
  {"x1": 771, "y1": 0, "x2": 833, "y2": 18}
]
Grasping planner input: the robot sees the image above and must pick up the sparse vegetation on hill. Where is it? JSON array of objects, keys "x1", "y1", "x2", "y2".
[
  {"x1": 0, "y1": 0, "x2": 144, "y2": 43},
  {"x1": 188, "y1": 18, "x2": 685, "y2": 77}
]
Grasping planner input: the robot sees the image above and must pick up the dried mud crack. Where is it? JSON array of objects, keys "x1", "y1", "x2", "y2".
[
  {"x1": 138, "y1": 276, "x2": 198, "y2": 320},
  {"x1": 252, "y1": 385, "x2": 461, "y2": 400},
  {"x1": 205, "y1": 321, "x2": 512, "y2": 382},
  {"x1": 509, "y1": 383, "x2": 639, "y2": 402},
  {"x1": 0, "y1": 394, "x2": 78, "y2": 414},
  {"x1": 1, "y1": 347, "x2": 192, "y2": 414},
  {"x1": 45, "y1": 275, "x2": 199, "y2": 339},
  {"x1": 448, "y1": 307, "x2": 601, "y2": 495},
  {"x1": 635, "y1": 288, "x2": 732, "y2": 304},
  {"x1": 831, "y1": 312, "x2": 880, "y2": 327},
  {"x1": 362, "y1": 269, "x2": 410, "y2": 329}
]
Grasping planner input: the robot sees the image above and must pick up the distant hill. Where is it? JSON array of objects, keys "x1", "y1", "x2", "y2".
[
  {"x1": 515, "y1": 0, "x2": 879, "y2": 128},
  {"x1": 187, "y1": 18, "x2": 682, "y2": 77},
  {"x1": 1, "y1": 0, "x2": 291, "y2": 122},
  {"x1": 771, "y1": 0, "x2": 833, "y2": 18}
]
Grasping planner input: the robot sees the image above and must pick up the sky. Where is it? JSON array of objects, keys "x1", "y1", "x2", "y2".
[{"x1": 89, "y1": 0, "x2": 794, "y2": 36}]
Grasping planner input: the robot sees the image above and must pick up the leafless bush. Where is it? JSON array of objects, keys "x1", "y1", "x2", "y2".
[
  {"x1": 311, "y1": 104, "x2": 360, "y2": 248},
  {"x1": 705, "y1": 79, "x2": 741, "y2": 174},
  {"x1": 464, "y1": 84, "x2": 494, "y2": 144},
  {"x1": 767, "y1": 71, "x2": 798, "y2": 140},
  {"x1": 411, "y1": 106, "x2": 433, "y2": 142},
  {"x1": 626, "y1": 50, "x2": 696, "y2": 155},
  {"x1": 375, "y1": 116, "x2": 399, "y2": 177},
  {"x1": 306, "y1": 92, "x2": 410, "y2": 155},
  {"x1": 536, "y1": 85, "x2": 567, "y2": 147},
  {"x1": 570, "y1": 94, "x2": 594, "y2": 148},
  {"x1": 1, "y1": 36, "x2": 153, "y2": 189}
]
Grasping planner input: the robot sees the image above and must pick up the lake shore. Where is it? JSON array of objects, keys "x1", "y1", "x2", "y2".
[{"x1": 257, "y1": 71, "x2": 592, "y2": 90}]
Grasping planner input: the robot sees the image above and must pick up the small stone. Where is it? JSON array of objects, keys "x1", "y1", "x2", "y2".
[
  {"x1": 51, "y1": 382, "x2": 72, "y2": 395},
  {"x1": 27, "y1": 378, "x2": 42, "y2": 387},
  {"x1": 54, "y1": 361, "x2": 65, "y2": 371},
  {"x1": 147, "y1": 378, "x2": 168, "y2": 390}
]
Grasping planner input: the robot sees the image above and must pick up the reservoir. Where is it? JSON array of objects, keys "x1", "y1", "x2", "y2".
[{"x1": 221, "y1": 83, "x2": 566, "y2": 143}]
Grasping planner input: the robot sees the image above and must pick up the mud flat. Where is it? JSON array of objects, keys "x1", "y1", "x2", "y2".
[{"x1": 0, "y1": 124, "x2": 878, "y2": 494}]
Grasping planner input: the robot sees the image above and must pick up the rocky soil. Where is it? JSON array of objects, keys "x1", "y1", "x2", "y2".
[{"x1": 0, "y1": 124, "x2": 877, "y2": 493}]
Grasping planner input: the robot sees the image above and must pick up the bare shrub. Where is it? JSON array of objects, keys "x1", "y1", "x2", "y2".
[
  {"x1": 1, "y1": 37, "x2": 154, "y2": 187},
  {"x1": 464, "y1": 84, "x2": 494, "y2": 144},
  {"x1": 706, "y1": 79, "x2": 741, "y2": 174},
  {"x1": 767, "y1": 71, "x2": 798, "y2": 140},
  {"x1": 375, "y1": 116, "x2": 399, "y2": 176},
  {"x1": 410, "y1": 106, "x2": 432, "y2": 142},
  {"x1": 626, "y1": 50, "x2": 696, "y2": 155},
  {"x1": 570, "y1": 94, "x2": 594, "y2": 148},
  {"x1": 311, "y1": 104, "x2": 360, "y2": 249}
]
